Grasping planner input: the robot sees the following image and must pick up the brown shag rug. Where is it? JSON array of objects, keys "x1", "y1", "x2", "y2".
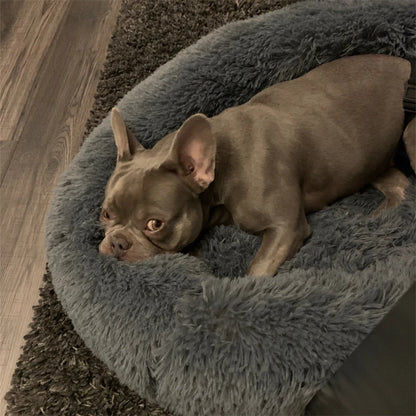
[{"x1": 5, "y1": 1, "x2": 297, "y2": 414}]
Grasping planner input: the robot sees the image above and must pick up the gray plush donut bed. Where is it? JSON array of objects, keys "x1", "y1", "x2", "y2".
[{"x1": 46, "y1": 1, "x2": 416, "y2": 415}]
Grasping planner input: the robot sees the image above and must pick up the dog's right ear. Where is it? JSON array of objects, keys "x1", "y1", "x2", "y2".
[
  {"x1": 164, "y1": 113, "x2": 215, "y2": 193},
  {"x1": 111, "y1": 108, "x2": 143, "y2": 162}
]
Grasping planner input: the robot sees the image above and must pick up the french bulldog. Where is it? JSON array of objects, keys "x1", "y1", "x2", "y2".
[{"x1": 99, "y1": 54, "x2": 414, "y2": 277}]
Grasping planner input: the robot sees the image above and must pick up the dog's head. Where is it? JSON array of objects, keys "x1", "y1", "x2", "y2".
[{"x1": 99, "y1": 108, "x2": 216, "y2": 262}]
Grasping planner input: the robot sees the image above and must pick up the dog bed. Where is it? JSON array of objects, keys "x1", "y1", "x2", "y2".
[{"x1": 46, "y1": 1, "x2": 416, "y2": 415}]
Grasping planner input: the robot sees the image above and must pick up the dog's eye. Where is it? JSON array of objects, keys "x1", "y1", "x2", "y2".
[
  {"x1": 102, "y1": 209, "x2": 111, "y2": 220},
  {"x1": 146, "y1": 219, "x2": 163, "y2": 232}
]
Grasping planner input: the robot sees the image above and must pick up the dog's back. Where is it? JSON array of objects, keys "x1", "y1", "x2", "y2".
[{"x1": 214, "y1": 55, "x2": 411, "y2": 212}]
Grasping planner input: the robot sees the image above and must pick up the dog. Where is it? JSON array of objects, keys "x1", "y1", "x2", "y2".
[{"x1": 99, "y1": 54, "x2": 415, "y2": 277}]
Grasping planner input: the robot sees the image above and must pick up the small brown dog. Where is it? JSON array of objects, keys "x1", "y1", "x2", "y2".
[{"x1": 99, "y1": 54, "x2": 414, "y2": 276}]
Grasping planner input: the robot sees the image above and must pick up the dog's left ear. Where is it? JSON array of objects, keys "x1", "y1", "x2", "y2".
[{"x1": 166, "y1": 113, "x2": 216, "y2": 193}]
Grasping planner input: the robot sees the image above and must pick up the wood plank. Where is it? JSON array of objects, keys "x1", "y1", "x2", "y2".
[
  {"x1": 0, "y1": 0, "x2": 70, "y2": 185},
  {"x1": 0, "y1": 1, "x2": 121, "y2": 413},
  {"x1": 0, "y1": 0, "x2": 70, "y2": 141}
]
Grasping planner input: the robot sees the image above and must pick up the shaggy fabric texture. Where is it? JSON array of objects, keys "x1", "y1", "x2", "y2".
[
  {"x1": 16, "y1": 0, "x2": 416, "y2": 415},
  {"x1": 6, "y1": 1, "x2": 297, "y2": 415}
]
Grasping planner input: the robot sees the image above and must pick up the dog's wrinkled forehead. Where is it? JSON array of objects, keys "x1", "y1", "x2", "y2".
[
  {"x1": 105, "y1": 165, "x2": 144, "y2": 214},
  {"x1": 105, "y1": 162, "x2": 193, "y2": 220}
]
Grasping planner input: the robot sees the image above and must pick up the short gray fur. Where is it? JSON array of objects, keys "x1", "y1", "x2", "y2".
[{"x1": 46, "y1": 1, "x2": 416, "y2": 415}]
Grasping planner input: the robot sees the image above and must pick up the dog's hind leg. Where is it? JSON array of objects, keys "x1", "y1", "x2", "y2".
[
  {"x1": 403, "y1": 117, "x2": 416, "y2": 172},
  {"x1": 370, "y1": 167, "x2": 410, "y2": 216}
]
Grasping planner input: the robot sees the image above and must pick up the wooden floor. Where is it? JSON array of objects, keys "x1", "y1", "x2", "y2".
[{"x1": 0, "y1": 1, "x2": 121, "y2": 413}]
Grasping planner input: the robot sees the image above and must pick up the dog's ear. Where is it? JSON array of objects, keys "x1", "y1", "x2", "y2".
[
  {"x1": 167, "y1": 113, "x2": 216, "y2": 192},
  {"x1": 111, "y1": 108, "x2": 143, "y2": 161}
]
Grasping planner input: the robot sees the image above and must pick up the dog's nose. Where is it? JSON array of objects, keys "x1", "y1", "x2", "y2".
[{"x1": 109, "y1": 234, "x2": 132, "y2": 259}]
